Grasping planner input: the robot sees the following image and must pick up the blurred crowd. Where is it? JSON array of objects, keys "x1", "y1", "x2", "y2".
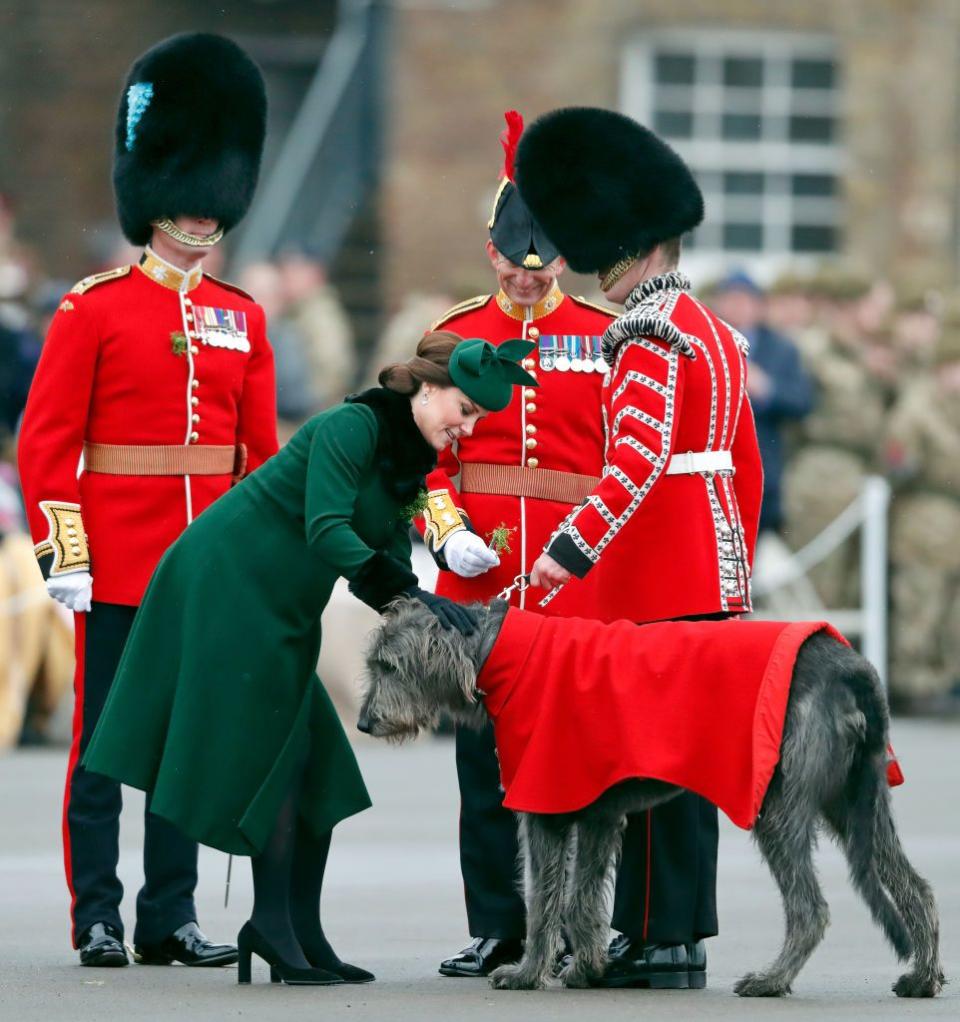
[
  {"x1": 1, "y1": 195, "x2": 76, "y2": 751},
  {"x1": 709, "y1": 267, "x2": 960, "y2": 714},
  {"x1": 2, "y1": 185, "x2": 959, "y2": 751}
]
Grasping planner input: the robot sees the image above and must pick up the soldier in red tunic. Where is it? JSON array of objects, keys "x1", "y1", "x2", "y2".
[
  {"x1": 417, "y1": 113, "x2": 617, "y2": 978},
  {"x1": 516, "y1": 108, "x2": 763, "y2": 988},
  {"x1": 17, "y1": 34, "x2": 278, "y2": 968}
]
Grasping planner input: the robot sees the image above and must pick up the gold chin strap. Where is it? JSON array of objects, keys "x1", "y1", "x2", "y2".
[
  {"x1": 600, "y1": 255, "x2": 637, "y2": 293},
  {"x1": 153, "y1": 218, "x2": 224, "y2": 248}
]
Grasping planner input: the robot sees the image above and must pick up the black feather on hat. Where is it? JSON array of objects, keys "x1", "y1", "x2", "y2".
[
  {"x1": 514, "y1": 107, "x2": 704, "y2": 274},
  {"x1": 113, "y1": 33, "x2": 267, "y2": 245}
]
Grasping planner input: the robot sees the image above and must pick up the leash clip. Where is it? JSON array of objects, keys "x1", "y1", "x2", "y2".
[{"x1": 496, "y1": 573, "x2": 531, "y2": 601}]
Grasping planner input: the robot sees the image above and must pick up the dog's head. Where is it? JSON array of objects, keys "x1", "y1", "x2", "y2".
[{"x1": 358, "y1": 596, "x2": 491, "y2": 743}]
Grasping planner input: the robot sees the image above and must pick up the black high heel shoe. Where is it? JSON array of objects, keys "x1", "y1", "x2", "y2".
[
  {"x1": 303, "y1": 949, "x2": 375, "y2": 984},
  {"x1": 236, "y1": 922, "x2": 344, "y2": 986}
]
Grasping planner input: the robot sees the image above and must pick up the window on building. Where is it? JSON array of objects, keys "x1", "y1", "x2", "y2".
[{"x1": 621, "y1": 29, "x2": 843, "y2": 279}]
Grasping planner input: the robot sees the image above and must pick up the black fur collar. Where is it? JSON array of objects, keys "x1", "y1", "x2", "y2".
[{"x1": 345, "y1": 387, "x2": 437, "y2": 501}]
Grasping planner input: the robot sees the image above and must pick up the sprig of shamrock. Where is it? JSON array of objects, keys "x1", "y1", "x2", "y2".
[
  {"x1": 399, "y1": 488, "x2": 429, "y2": 522},
  {"x1": 486, "y1": 522, "x2": 517, "y2": 555}
]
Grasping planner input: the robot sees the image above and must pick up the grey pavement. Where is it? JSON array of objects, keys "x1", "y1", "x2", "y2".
[{"x1": 0, "y1": 719, "x2": 957, "y2": 1021}]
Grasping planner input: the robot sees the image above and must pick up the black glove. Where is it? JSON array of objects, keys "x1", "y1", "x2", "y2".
[{"x1": 406, "y1": 587, "x2": 478, "y2": 635}]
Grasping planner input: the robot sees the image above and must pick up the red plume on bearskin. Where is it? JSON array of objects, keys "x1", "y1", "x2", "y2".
[{"x1": 499, "y1": 110, "x2": 524, "y2": 182}]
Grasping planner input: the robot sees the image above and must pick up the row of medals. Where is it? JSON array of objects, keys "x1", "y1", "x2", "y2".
[{"x1": 538, "y1": 337, "x2": 608, "y2": 374}]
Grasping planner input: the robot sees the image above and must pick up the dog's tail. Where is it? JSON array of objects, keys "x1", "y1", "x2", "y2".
[{"x1": 840, "y1": 657, "x2": 914, "y2": 962}]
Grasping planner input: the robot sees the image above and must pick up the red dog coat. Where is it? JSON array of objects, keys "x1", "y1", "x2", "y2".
[{"x1": 477, "y1": 609, "x2": 900, "y2": 828}]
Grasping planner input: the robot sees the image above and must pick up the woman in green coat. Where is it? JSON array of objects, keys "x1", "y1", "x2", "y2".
[{"x1": 83, "y1": 331, "x2": 536, "y2": 986}]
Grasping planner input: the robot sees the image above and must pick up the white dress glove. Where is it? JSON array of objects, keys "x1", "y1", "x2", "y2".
[
  {"x1": 444, "y1": 531, "x2": 500, "y2": 578},
  {"x1": 46, "y1": 570, "x2": 93, "y2": 612}
]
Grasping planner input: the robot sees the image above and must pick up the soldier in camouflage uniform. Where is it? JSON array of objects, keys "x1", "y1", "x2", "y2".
[
  {"x1": 889, "y1": 280, "x2": 942, "y2": 383},
  {"x1": 765, "y1": 271, "x2": 816, "y2": 340},
  {"x1": 883, "y1": 317, "x2": 960, "y2": 708},
  {"x1": 782, "y1": 272, "x2": 888, "y2": 607}
]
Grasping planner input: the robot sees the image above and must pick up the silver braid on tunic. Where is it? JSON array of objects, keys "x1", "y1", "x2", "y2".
[{"x1": 600, "y1": 271, "x2": 698, "y2": 366}]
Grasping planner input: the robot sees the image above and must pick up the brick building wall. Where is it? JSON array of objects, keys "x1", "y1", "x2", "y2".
[
  {"x1": 0, "y1": 0, "x2": 333, "y2": 276},
  {"x1": 2, "y1": 1, "x2": 960, "y2": 301},
  {"x1": 383, "y1": 0, "x2": 960, "y2": 304}
]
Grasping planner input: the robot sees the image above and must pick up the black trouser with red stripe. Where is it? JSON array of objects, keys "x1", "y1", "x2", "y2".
[
  {"x1": 455, "y1": 724, "x2": 716, "y2": 943},
  {"x1": 454, "y1": 611, "x2": 723, "y2": 945},
  {"x1": 64, "y1": 602, "x2": 198, "y2": 948},
  {"x1": 611, "y1": 793, "x2": 718, "y2": 943}
]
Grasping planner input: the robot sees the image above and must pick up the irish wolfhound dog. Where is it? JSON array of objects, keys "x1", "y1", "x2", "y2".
[{"x1": 358, "y1": 597, "x2": 942, "y2": 998}]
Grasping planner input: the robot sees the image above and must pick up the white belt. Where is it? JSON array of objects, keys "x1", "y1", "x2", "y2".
[{"x1": 665, "y1": 450, "x2": 733, "y2": 475}]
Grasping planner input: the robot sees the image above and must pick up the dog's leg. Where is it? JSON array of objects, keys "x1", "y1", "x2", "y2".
[
  {"x1": 816, "y1": 655, "x2": 942, "y2": 997},
  {"x1": 559, "y1": 814, "x2": 622, "y2": 988},
  {"x1": 735, "y1": 790, "x2": 829, "y2": 997},
  {"x1": 880, "y1": 837, "x2": 943, "y2": 996},
  {"x1": 830, "y1": 776, "x2": 940, "y2": 993},
  {"x1": 490, "y1": 813, "x2": 572, "y2": 990}
]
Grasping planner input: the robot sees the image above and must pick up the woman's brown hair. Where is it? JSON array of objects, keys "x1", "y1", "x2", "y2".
[{"x1": 378, "y1": 330, "x2": 460, "y2": 395}]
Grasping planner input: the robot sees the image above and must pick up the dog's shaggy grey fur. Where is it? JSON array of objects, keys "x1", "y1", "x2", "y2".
[{"x1": 359, "y1": 598, "x2": 943, "y2": 998}]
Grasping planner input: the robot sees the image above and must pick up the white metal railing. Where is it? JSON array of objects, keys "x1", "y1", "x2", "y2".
[{"x1": 750, "y1": 475, "x2": 890, "y2": 688}]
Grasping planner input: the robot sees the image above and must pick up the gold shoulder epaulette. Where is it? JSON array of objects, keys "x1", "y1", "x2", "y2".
[
  {"x1": 70, "y1": 265, "x2": 131, "y2": 295},
  {"x1": 430, "y1": 294, "x2": 491, "y2": 330},
  {"x1": 205, "y1": 274, "x2": 254, "y2": 301},
  {"x1": 571, "y1": 294, "x2": 618, "y2": 318}
]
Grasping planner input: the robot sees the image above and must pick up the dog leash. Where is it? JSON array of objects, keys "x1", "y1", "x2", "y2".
[
  {"x1": 495, "y1": 573, "x2": 563, "y2": 608},
  {"x1": 538, "y1": 585, "x2": 563, "y2": 608}
]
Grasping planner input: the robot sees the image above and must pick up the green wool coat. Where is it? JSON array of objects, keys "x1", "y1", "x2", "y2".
[{"x1": 84, "y1": 391, "x2": 433, "y2": 856}]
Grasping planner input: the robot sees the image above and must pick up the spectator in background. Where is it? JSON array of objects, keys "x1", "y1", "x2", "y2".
[
  {"x1": 782, "y1": 271, "x2": 889, "y2": 607},
  {"x1": 890, "y1": 280, "x2": 943, "y2": 382},
  {"x1": 365, "y1": 291, "x2": 455, "y2": 388},
  {"x1": 883, "y1": 312, "x2": 960, "y2": 712},
  {"x1": 0, "y1": 318, "x2": 34, "y2": 440},
  {"x1": 765, "y1": 271, "x2": 817, "y2": 338},
  {"x1": 278, "y1": 248, "x2": 356, "y2": 408},
  {"x1": 0, "y1": 192, "x2": 41, "y2": 286},
  {"x1": 712, "y1": 271, "x2": 813, "y2": 537},
  {"x1": 0, "y1": 193, "x2": 42, "y2": 437},
  {"x1": 238, "y1": 261, "x2": 316, "y2": 441}
]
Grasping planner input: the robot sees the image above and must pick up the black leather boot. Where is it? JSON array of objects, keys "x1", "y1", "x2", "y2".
[
  {"x1": 686, "y1": 939, "x2": 707, "y2": 988},
  {"x1": 78, "y1": 923, "x2": 129, "y2": 967},
  {"x1": 595, "y1": 936, "x2": 690, "y2": 989},
  {"x1": 439, "y1": 937, "x2": 523, "y2": 977},
  {"x1": 135, "y1": 921, "x2": 238, "y2": 966}
]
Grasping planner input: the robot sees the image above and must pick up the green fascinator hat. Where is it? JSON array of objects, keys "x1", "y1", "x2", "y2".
[{"x1": 448, "y1": 338, "x2": 539, "y2": 412}]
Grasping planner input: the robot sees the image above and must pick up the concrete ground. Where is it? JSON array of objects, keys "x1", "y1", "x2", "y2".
[{"x1": 0, "y1": 719, "x2": 957, "y2": 1022}]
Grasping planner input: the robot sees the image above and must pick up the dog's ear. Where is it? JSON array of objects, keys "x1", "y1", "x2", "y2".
[{"x1": 436, "y1": 628, "x2": 479, "y2": 705}]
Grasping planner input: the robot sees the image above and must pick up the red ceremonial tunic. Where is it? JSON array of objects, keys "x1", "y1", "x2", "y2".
[
  {"x1": 477, "y1": 608, "x2": 846, "y2": 827},
  {"x1": 18, "y1": 251, "x2": 278, "y2": 606},
  {"x1": 415, "y1": 285, "x2": 615, "y2": 617},
  {"x1": 546, "y1": 274, "x2": 764, "y2": 624}
]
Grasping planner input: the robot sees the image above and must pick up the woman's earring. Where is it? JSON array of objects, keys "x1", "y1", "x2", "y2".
[{"x1": 420, "y1": 393, "x2": 429, "y2": 405}]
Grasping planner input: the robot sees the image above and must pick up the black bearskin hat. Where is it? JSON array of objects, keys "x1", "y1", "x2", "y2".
[
  {"x1": 514, "y1": 107, "x2": 703, "y2": 274},
  {"x1": 113, "y1": 33, "x2": 267, "y2": 245},
  {"x1": 488, "y1": 111, "x2": 560, "y2": 269}
]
